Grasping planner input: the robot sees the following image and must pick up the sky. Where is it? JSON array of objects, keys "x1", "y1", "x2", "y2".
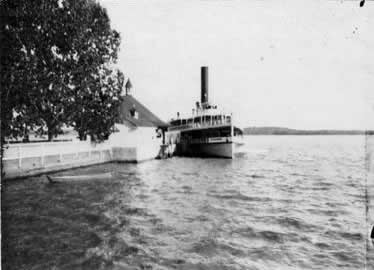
[{"x1": 100, "y1": 0, "x2": 374, "y2": 130}]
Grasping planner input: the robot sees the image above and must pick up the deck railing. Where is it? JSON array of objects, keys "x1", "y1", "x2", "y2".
[{"x1": 169, "y1": 117, "x2": 231, "y2": 131}]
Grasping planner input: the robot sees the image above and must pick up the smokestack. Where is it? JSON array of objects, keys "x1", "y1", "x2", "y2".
[{"x1": 201, "y1": 66, "x2": 208, "y2": 105}]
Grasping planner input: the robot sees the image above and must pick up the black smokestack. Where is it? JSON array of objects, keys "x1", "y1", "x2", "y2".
[{"x1": 201, "y1": 66, "x2": 208, "y2": 105}]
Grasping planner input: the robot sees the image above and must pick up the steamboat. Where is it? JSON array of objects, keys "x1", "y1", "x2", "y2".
[{"x1": 166, "y1": 67, "x2": 243, "y2": 158}]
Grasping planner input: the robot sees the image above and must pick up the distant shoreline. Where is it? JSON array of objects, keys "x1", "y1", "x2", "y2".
[{"x1": 243, "y1": 127, "x2": 374, "y2": 136}]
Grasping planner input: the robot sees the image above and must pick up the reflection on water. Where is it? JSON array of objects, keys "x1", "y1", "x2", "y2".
[{"x1": 2, "y1": 136, "x2": 373, "y2": 270}]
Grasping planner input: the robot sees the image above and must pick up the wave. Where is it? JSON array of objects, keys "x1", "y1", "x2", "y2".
[
  {"x1": 276, "y1": 216, "x2": 318, "y2": 232},
  {"x1": 324, "y1": 230, "x2": 363, "y2": 241},
  {"x1": 208, "y1": 191, "x2": 271, "y2": 203},
  {"x1": 188, "y1": 237, "x2": 247, "y2": 257},
  {"x1": 233, "y1": 227, "x2": 287, "y2": 244},
  {"x1": 247, "y1": 174, "x2": 265, "y2": 179}
]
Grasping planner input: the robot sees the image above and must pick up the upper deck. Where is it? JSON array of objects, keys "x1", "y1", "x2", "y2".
[{"x1": 168, "y1": 110, "x2": 232, "y2": 132}]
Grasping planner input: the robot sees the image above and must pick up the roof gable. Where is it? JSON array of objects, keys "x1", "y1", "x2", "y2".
[{"x1": 118, "y1": 95, "x2": 168, "y2": 128}]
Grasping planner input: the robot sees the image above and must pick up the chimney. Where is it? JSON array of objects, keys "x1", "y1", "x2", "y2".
[
  {"x1": 201, "y1": 66, "x2": 208, "y2": 106},
  {"x1": 125, "y1": 79, "x2": 133, "y2": 95}
]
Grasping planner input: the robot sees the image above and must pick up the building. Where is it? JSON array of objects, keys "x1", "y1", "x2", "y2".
[{"x1": 109, "y1": 92, "x2": 168, "y2": 162}]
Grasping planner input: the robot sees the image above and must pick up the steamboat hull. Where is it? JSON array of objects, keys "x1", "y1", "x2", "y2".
[
  {"x1": 177, "y1": 141, "x2": 234, "y2": 158},
  {"x1": 167, "y1": 124, "x2": 242, "y2": 159}
]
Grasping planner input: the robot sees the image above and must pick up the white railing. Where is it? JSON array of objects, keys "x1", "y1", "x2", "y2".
[
  {"x1": 169, "y1": 118, "x2": 232, "y2": 131},
  {"x1": 3, "y1": 140, "x2": 112, "y2": 160},
  {"x1": 189, "y1": 136, "x2": 231, "y2": 144}
]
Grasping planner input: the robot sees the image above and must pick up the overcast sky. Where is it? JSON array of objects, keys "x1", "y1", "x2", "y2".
[{"x1": 101, "y1": 0, "x2": 374, "y2": 129}]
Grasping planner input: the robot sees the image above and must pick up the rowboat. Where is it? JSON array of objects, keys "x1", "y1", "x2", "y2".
[{"x1": 47, "y1": 172, "x2": 113, "y2": 183}]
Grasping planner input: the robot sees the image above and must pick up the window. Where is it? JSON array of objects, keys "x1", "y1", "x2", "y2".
[{"x1": 130, "y1": 108, "x2": 138, "y2": 119}]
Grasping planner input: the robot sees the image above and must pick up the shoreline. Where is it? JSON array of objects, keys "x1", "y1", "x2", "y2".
[
  {"x1": 243, "y1": 127, "x2": 374, "y2": 136},
  {"x1": 2, "y1": 140, "x2": 158, "y2": 180},
  {"x1": 243, "y1": 134, "x2": 372, "y2": 136}
]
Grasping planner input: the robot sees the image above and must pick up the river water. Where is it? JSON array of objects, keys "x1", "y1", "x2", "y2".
[{"x1": 2, "y1": 135, "x2": 374, "y2": 270}]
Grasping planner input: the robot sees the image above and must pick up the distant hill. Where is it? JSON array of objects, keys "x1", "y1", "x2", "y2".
[{"x1": 243, "y1": 127, "x2": 374, "y2": 135}]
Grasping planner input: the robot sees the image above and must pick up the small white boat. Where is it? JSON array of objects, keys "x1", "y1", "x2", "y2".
[
  {"x1": 233, "y1": 135, "x2": 245, "y2": 147},
  {"x1": 47, "y1": 172, "x2": 113, "y2": 183}
]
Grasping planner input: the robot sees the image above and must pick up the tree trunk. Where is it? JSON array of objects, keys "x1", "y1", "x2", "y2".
[
  {"x1": 47, "y1": 122, "x2": 54, "y2": 141},
  {"x1": 78, "y1": 130, "x2": 86, "y2": 141},
  {"x1": 22, "y1": 134, "x2": 30, "y2": 143},
  {"x1": 1, "y1": 136, "x2": 5, "y2": 179},
  {"x1": 48, "y1": 130, "x2": 53, "y2": 141},
  {"x1": 22, "y1": 125, "x2": 30, "y2": 142}
]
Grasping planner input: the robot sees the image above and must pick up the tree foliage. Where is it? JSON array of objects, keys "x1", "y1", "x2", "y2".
[
  {"x1": 1, "y1": 0, "x2": 124, "y2": 177},
  {"x1": 1, "y1": 0, "x2": 124, "y2": 142}
]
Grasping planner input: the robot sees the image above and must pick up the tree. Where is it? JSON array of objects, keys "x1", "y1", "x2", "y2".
[
  {"x1": 2, "y1": 0, "x2": 71, "y2": 141},
  {"x1": 1, "y1": 0, "x2": 124, "y2": 177},
  {"x1": 1, "y1": 0, "x2": 123, "y2": 140},
  {"x1": 69, "y1": 68, "x2": 124, "y2": 141},
  {"x1": 64, "y1": 0, "x2": 124, "y2": 141}
]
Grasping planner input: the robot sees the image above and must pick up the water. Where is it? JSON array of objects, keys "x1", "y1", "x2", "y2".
[{"x1": 2, "y1": 135, "x2": 373, "y2": 270}]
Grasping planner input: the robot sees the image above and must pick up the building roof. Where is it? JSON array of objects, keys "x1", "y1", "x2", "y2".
[{"x1": 118, "y1": 95, "x2": 168, "y2": 128}]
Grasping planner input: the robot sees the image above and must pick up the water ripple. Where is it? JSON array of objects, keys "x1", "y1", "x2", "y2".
[{"x1": 2, "y1": 136, "x2": 368, "y2": 270}]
